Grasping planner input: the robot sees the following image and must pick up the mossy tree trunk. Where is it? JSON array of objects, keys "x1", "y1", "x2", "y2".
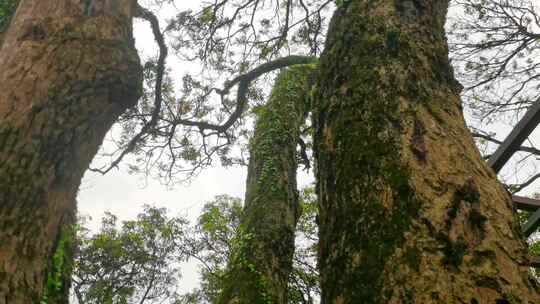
[
  {"x1": 218, "y1": 66, "x2": 314, "y2": 304},
  {"x1": 313, "y1": 1, "x2": 540, "y2": 303},
  {"x1": 0, "y1": 1, "x2": 141, "y2": 303}
]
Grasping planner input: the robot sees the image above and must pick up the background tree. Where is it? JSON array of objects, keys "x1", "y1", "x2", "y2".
[
  {"x1": 91, "y1": 0, "x2": 334, "y2": 184},
  {"x1": 287, "y1": 187, "x2": 320, "y2": 304},
  {"x1": 73, "y1": 192, "x2": 319, "y2": 304},
  {"x1": 177, "y1": 192, "x2": 320, "y2": 304},
  {"x1": 177, "y1": 195, "x2": 245, "y2": 304},
  {"x1": 313, "y1": 0, "x2": 539, "y2": 302},
  {"x1": 73, "y1": 207, "x2": 188, "y2": 304}
]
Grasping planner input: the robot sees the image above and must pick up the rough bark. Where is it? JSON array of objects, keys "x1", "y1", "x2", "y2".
[
  {"x1": 218, "y1": 65, "x2": 314, "y2": 304},
  {"x1": 0, "y1": 0, "x2": 141, "y2": 303},
  {"x1": 313, "y1": 1, "x2": 540, "y2": 303}
]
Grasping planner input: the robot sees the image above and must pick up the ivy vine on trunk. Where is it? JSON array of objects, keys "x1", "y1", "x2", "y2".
[{"x1": 218, "y1": 65, "x2": 315, "y2": 304}]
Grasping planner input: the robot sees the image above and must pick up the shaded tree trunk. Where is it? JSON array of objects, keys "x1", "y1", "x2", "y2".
[
  {"x1": 218, "y1": 66, "x2": 314, "y2": 304},
  {"x1": 0, "y1": 0, "x2": 141, "y2": 302},
  {"x1": 313, "y1": 0, "x2": 540, "y2": 303}
]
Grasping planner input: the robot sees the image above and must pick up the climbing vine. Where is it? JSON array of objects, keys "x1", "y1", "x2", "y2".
[
  {"x1": 41, "y1": 226, "x2": 73, "y2": 304},
  {"x1": 250, "y1": 63, "x2": 316, "y2": 195},
  {"x1": 223, "y1": 224, "x2": 274, "y2": 304},
  {"x1": 217, "y1": 64, "x2": 316, "y2": 304},
  {"x1": 0, "y1": 0, "x2": 18, "y2": 32}
]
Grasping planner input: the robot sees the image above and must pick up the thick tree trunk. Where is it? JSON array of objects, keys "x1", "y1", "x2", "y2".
[
  {"x1": 313, "y1": 1, "x2": 540, "y2": 303},
  {"x1": 0, "y1": 1, "x2": 141, "y2": 303},
  {"x1": 218, "y1": 66, "x2": 314, "y2": 304}
]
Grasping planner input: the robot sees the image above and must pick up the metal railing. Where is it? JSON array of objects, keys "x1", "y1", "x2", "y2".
[{"x1": 484, "y1": 99, "x2": 540, "y2": 267}]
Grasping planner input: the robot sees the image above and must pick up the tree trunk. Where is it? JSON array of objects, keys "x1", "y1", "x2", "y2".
[
  {"x1": 0, "y1": 1, "x2": 141, "y2": 303},
  {"x1": 313, "y1": 1, "x2": 540, "y2": 303},
  {"x1": 218, "y1": 66, "x2": 314, "y2": 304}
]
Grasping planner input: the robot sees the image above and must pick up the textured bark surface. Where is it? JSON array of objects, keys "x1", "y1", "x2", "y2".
[
  {"x1": 218, "y1": 66, "x2": 314, "y2": 304},
  {"x1": 313, "y1": 1, "x2": 540, "y2": 303},
  {"x1": 0, "y1": 0, "x2": 141, "y2": 303}
]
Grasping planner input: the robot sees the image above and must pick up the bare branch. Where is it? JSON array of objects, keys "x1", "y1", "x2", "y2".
[
  {"x1": 173, "y1": 55, "x2": 315, "y2": 132},
  {"x1": 90, "y1": 4, "x2": 168, "y2": 174},
  {"x1": 471, "y1": 131, "x2": 540, "y2": 156},
  {"x1": 509, "y1": 171, "x2": 540, "y2": 193},
  {"x1": 92, "y1": 52, "x2": 315, "y2": 175}
]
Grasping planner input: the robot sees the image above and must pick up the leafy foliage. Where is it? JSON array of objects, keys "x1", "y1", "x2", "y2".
[
  {"x1": 180, "y1": 195, "x2": 244, "y2": 304},
  {"x1": 169, "y1": 0, "x2": 331, "y2": 64},
  {"x1": 72, "y1": 207, "x2": 189, "y2": 304},
  {"x1": 517, "y1": 207, "x2": 540, "y2": 280},
  {"x1": 0, "y1": 0, "x2": 18, "y2": 32},
  {"x1": 73, "y1": 190, "x2": 319, "y2": 303}
]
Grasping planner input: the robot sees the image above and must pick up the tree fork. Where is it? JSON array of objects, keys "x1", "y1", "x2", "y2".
[
  {"x1": 0, "y1": 0, "x2": 142, "y2": 302},
  {"x1": 218, "y1": 65, "x2": 315, "y2": 304},
  {"x1": 313, "y1": 0, "x2": 539, "y2": 303}
]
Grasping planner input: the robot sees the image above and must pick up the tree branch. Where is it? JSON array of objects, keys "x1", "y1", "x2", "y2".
[
  {"x1": 90, "y1": 54, "x2": 315, "y2": 175},
  {"x1": 509, "y1": 171, "x2": 540, "y2": 193},
  {"x1": 174, "y1": 55, "x2": 316, "y2": 132},
  {"x1": 472, "y1": 131, "x2": 540, "y2": 156},
  {"x1": 89, "y1": 4, "x2": 168, "y2": 174}
]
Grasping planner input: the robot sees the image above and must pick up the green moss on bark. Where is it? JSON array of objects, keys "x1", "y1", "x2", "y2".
[
  {"x1": 0, "y1": 0, "x2": 18, "y2": 32},
  {"x1": 314, "y1": 1, "x2": 539, "y2": 303},
  {"x1": 218, "y1": 65, "x2": 315, "y2": 304},
  {"x1": 314, "y1": 6, "x2": 425, "y2": 301}
]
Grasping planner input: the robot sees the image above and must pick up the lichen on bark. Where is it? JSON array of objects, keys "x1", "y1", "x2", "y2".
[
  {"x1": 313, "y1": 0, "x2": 539, "y2": 303},
  {"x1": 217, "y1": 65, "x2": 315, "y2": 304}
]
